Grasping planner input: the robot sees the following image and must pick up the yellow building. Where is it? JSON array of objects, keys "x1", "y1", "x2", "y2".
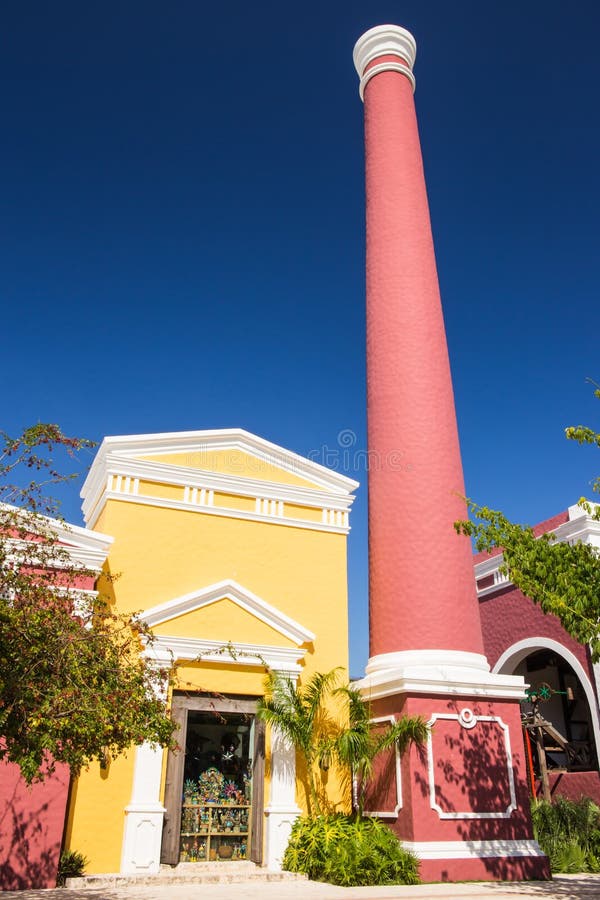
[{"x1": 65, "y1": 428, "x2": 357, "y2": 874}]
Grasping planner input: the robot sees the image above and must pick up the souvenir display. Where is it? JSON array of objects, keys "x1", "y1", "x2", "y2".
[{"x1": 179, "y1": 766, "x2": 252, "y2": 862}]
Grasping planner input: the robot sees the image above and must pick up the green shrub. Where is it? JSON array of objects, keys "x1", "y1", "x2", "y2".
[
  {"x1": 56, "y1": 849, "x2": 88, "y2": 885},
  {"x1": 282, "y1": 814, "x2": 420, "y2": 886},
  {"x1": 531, "y1": 796, "x2": 600, "y2": 873},
  {"x1": 551, "y1": 840, "x2": 587, "y2": 874}
]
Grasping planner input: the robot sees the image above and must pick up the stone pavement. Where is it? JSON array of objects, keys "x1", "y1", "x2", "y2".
[{"x1": 3, "y1": 876, "x2": 600, "y2": 900}]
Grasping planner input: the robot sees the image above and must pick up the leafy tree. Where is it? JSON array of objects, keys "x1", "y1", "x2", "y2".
[
  {"x1": 256, "y1": 669, "x2": 427, "y2": 816},
  {"x1": 455, "y1": 386, "x2": 600, "y2": 660},
  {"x1": 565, "y1": 382, "x2": 600, "y2": 516},
  {"x1": 0, "y1": 425, "x2": 175, "y2": 783}
]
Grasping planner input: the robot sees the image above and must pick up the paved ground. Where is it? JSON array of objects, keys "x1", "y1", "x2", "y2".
[{"x1": 3, "y1": 876, "x2": 600, "y2": 900}]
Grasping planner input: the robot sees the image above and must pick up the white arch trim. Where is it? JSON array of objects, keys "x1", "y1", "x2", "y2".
[{"x1": 493, "y1": 637, "x2": 600, "y2": 765}]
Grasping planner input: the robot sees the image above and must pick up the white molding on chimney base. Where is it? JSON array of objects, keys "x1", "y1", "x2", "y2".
[{"x1": 357, "y1": 649, "x2": 527, "y2": 701}]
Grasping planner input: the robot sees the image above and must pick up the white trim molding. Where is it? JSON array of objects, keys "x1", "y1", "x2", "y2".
[
  {"x1": 120, "y1": 743, "x2": 166, "y2": 875},
  {"x1": 403, "y1": 839, "x2": 545, "y2": 861},
  {"x1": 0, "y1": 503, "x2": 113, "y2": 571},
  {"x1": 264, "y1": 727, "x2": 302, "y2": 870},
  {"x1": 81, "y1": 428, "x2": 358, "y2": 527},
  {"x1": 494, "y1": 637, "x2": 600, "y2": 761},
  {"x1": 363, "y1": 715, "x2": 402, "y2": 818},
  {"x1": 146, "y1": 636, "x2": 307, "y2": 676},
  {"x1": 357, "y1": 650, "x2": 527, "y2": 701},
  {"x1": 427, "y1": 709, "x2": 517, "y2": 820},
  {"x1": 86, "y1": 488, "x2": 352, "y2": 535},
  {"x1": 475, "y1": 502, "x2": 600, "y2": 598},
  {"x1": 353, "y1": 24, "x2": 417, "y2": 98},
  {"x1": 141, "y1": 579, "x2": 315, "y2": 646}
]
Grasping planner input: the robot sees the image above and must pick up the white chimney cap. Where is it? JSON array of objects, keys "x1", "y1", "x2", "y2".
[{"x1": 353, "y1": 24, "x2": 417, "y2": 99}]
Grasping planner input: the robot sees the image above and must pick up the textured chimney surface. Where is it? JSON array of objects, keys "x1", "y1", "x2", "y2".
[
  {"x1": 353, "y1": 26, "x2": 548, "y2": 884},
  {"x1": 355, "y1": 24, "x2": 485, "y2": 660}
]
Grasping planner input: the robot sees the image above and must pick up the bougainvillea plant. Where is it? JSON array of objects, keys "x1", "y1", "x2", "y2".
[{"x1": 0, "y1": 424, "x2": 175, "y2": 783}]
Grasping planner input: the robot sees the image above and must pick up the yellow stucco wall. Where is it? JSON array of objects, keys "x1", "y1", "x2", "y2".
[
  {"x1": 64, "y1": 752, "x2": 135, "y2": 874},
  {"x1": 140, "y1": 449, "x2": 321, "y2": 490},
  {"x1": 152, "y1": 599, "x2": 291, "y2": 646},
  {"x1": 67, "y1": 445, "x2": 351, "y2": 873}
]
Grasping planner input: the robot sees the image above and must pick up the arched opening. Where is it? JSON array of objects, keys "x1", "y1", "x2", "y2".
[
  {"x1": 494, "y1": 640, "x2": 600, "y2": 779},
  {"x1": 516, "y1": 649, "x2": 597, "y2": 774}
]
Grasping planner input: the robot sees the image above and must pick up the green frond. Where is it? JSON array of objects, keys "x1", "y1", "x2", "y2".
[{"x1": 374, "y1": 716, "x2": 429, "y2": 755}]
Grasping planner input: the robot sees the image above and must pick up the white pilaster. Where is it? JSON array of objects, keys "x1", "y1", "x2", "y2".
[
  {"x1": 120, "y1": 741, "x2": 166, "y2": 874},
  {"x1": 264, "y1": 726, "x2": 302, "y2": 870}
]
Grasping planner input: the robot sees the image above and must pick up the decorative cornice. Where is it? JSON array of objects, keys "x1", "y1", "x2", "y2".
[
  {"x1": 80, "y1": 428, "x2": 357, "y2": 531},
  {"x1": 82, "y1": 453, "x2": 355, "y2": 525},
  {"x1": 357, "y1": 650, "x2": 527, "y2": 701},
  {"x1": 145, "y1": 635, "x2": 306, "y2": 674},
  {"x1": 141, "y1": 579, "x2": 315, "y2": 646},
  {"x1": 82, "y1": 429, "x2": 358, "y2": 499},
  {"x1": 353, "y1": 24, "x2": 417, "y2": 99},
  {"x1": 84, "y1": 490, "x2": 351, "y2": 535},
  {"x1": 0, "y1": 503, "x2": 112, "y2": 571},
  {"x1": 475, "y1": 503, "x2": 600, "y2": 598}
]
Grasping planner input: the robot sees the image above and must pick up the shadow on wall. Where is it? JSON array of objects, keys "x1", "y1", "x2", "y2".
[
  {"x1": 412, "y1": 701, "x2": 537, "y2": 880},
  {"x1": 0, "y1": 758, "x2": 69, "y2": 890}
]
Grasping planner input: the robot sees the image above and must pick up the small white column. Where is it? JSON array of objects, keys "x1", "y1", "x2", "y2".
[
  {"x1": 263, "y1": 668, "x2": 302, "y2": 870},
  {"x1": 121, "y1": 646, "x2": 170, "y2": 874},
  {"x1": 120, "y1": 742, "x2": 166, "y2": 874},
  {"x1": 264, "y1": 726, "x2": 302, "y2": 870}
]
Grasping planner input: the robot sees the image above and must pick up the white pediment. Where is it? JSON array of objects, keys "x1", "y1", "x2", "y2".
[{"x1": 140, "y1": 579, "x2": 315, "y2": 646}]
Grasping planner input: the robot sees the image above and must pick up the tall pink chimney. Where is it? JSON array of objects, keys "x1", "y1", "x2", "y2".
[{"x1": 354, "y1": 25, "x2": 549, "y2": 882}]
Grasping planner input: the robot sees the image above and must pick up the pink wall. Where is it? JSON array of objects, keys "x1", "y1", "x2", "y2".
[
  {"x1": 369, "y1": 693, "x2": 549, "y2": 881},
  {"x1": 0, "y1": 757, "x2": 70, "y2": 889},
  {"x1": 0, "y1": 537, "x2": 95, "y2": 889},
  {"x1": 540, "y1": 771, "x2": 600, "y2": 806},
  {"x1": 479, "y1": 585, "x2": 595, "y2": 687}
]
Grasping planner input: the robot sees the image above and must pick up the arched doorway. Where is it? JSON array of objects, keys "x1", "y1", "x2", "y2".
[{"x1": 494, "y1": 639, "x2": 600, "y2": 780}]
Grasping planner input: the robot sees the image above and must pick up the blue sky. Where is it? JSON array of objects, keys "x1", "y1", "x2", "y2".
[{"x1": 2, "y1": 1, "x2": 599, "y2": 675}]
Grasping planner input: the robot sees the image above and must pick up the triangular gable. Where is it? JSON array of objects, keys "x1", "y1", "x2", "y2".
[
  {"x1": 83, "y1": 428, "x2": 359, "y2": 498},
  {"x1": 141, "y1": 579, "x2": 315, "y2": 646},
  {"x1": 138, "y1": 447, "x2": 323, "y2": 491}
]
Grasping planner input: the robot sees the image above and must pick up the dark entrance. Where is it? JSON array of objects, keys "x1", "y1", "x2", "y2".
[
  {"x1": 518, "y1": 649, "x2": 598, "y2": 775},
  {"x1": 161, "y1": 693, "x2": 264, "y2": 866}
]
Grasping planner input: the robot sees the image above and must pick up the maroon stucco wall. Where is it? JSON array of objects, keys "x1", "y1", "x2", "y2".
[
  {"x1": 0, "y1": 757, "x2": 69, "y2": 889},
  {"x1": 480, "y1": 584, "x2": 595, "y2": 691},
  {"x1": 538, "y1": 771, "x2": 600, "y2": 806}
]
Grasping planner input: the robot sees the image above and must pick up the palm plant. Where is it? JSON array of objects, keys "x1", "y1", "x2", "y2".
[
  {"x1": 257, "y1": 669, "x2": 340, "y2": 815},
  {"x1": 333, "y1": 684, "x2": 429, "y2": 814},
  {"x1": 257, "y1": 669, "x2": 428, "y2": 816}
]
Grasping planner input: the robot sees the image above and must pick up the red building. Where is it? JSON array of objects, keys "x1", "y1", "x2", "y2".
[
  {"x1": 476, "y1": 503, "x2": 600, "y2": 804},
  {"x1": 0, "y1": 515, "x2": 111, "y2": 890}
]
